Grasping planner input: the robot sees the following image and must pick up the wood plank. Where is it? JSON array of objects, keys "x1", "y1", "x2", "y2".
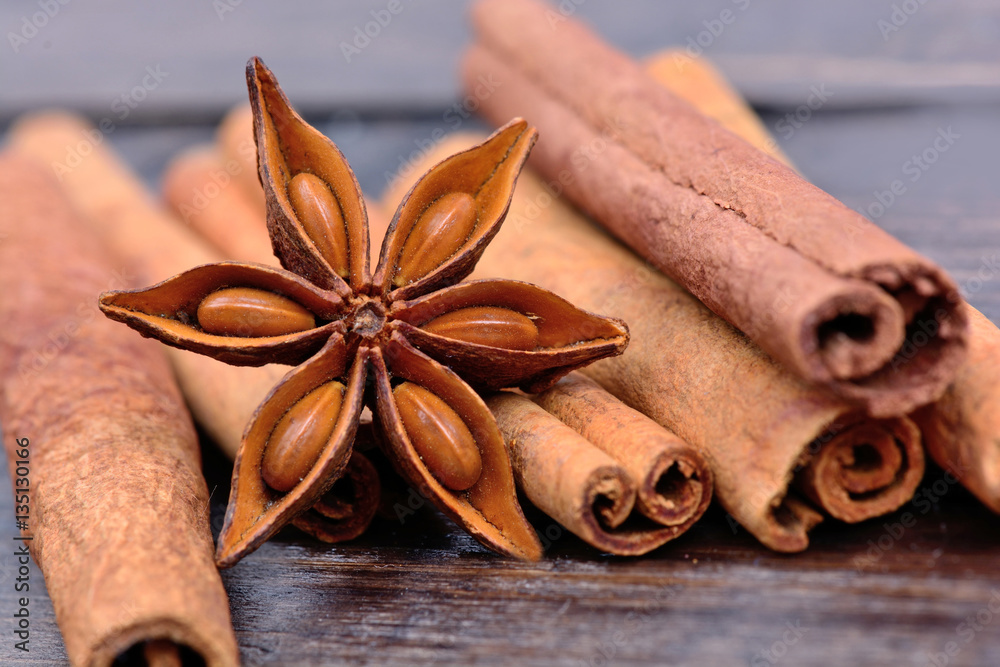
[{"x1": 2, "y1": 0, "x2": 999, "y2": 121}]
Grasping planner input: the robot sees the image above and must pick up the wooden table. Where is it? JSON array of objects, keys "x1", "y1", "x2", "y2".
[{"x1": 1, "y1": 2, "x2": 998, "y2": 665}]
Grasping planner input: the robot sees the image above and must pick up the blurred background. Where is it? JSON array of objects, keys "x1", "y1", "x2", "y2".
[{"x1": 1, "y1": 0, "x2": 998, "y2": 259}]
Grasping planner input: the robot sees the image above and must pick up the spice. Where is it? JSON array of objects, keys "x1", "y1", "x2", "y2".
[
  {"x1": 913, "y1": 304, "x2": 1000, "y2": 513},
  {"x1": 9, "y1": 110, "x2": 381, "y2": 549},
  {"x1": 466, "y1": 0, "x2": 968, "y2": 417},
  {"x1": 534, "y1": 373, "x2": 711, "y2": 529},
  {"x1": 485, "y1": 373, "x2": 712, "y2": 555},
  {"x1": 0, "y1": 155, "x2": 238, "y2": 667},
  {"x1": 171, "y1": 113, "x2": 709, "y2": 557},
  {"x1": 162, "y1": 146, "x2": 276, "y2": 264},
  {"x1": 396, "y1": 132, "x2": 925, "y2": 552},
  {"x1": 99, "y1": 58, "x2": 629, "y2": 565},
  {"x1": 218, "y1": 104, "x2": 267, "y2": 216}
]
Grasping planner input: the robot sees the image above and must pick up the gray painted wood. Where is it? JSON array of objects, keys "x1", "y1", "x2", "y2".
[{"x1": 2, "y1": 0, "x2": 1000, "y2": 122}]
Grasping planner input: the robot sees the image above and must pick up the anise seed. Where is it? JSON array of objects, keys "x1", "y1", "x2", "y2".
[
  {"x1": 261, "y1": 381, "x2": 346, "y2": 492},
  {"x1": 394, "y1": 192, "x2": 477, "y2": 286},
  {"x1": 393, "y1": 382, "x2": 483, "y2": 490},
  {"x1": 288, "y1": 172, "x2": 350, "y2": 276},
  {"x1": 423, "y1": 306, "x2": 539, "y2": 350},
  {"x1": 197, "y1": 287, "x2": 315, "y2": 337}
]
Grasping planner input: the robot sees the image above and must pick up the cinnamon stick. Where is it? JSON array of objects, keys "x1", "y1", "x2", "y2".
[
  {"x1": 0, "y1": 155, "x2": 238, "y2": 666},
  {"x1": 162, "y1": 145, "x2": 276, "y2": 265},
  {"x1": 487, "y1": 391, "x2": 707, "y2": 555},
  {"x1": 387, "y1": 134, "x2": 926, "y2": 552},
  {"x1": 8, "y1": 111, "x2": 379, "y2": 548},
  {"x1": 533, "y1": 373, "x2": 710, "y2": 530},
  {"x1": 465, "y1": 0, "x2": 967, "y2": 417},
  {"x1": 645, "y1": 50, "x2": 1000, "y2": 515},
  {"x1": 217, "y1": 104, "x2": 267, "y2": 215},
  {"x1": 912, "y1": 305, "x2": 1000, "y2": 513}
]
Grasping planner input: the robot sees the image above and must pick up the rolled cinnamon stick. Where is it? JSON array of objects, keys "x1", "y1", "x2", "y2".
[
  {"x1": 533, "y1": 373, "x2": 710, "y2": 529},
  {"x1": 466, "y1": 0, "x2": 967, "y2": 417},
  {"x1": 487, "y1": 392, "x2": 702, "y2": 555},
  {"x1": 0, "y1": 155, "x2": 239, "y2": 666},
  {"x1": 913, "y1": 305, "x2": 1000, "y2": 513},
  {"x1": 218, "y1": 104, "x2": 267, "y2": 215},
  {"x1": 8, "y1": 111, "x2": 379, "y2": 548},
  {"x1": 385, "y1": 136, "x2": 925, "y2": 552},
  {"x1": 162, "y1": 145, "x2": 276, "y2": 265},
  {"x1": 646, "y1": 50, "x2": 1000, "y2": 516},
  {"x1": 642, "y1": 52, "x2": 791, "y2": 167}
]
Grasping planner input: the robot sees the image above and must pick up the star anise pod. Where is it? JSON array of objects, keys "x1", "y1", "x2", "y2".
[{"x1": 99, "y1": 57, "x2": 629, "y2": 566}]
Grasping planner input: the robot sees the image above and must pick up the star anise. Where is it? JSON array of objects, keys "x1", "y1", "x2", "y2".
[{"x1": 99, "y1": 57, "x2": 629, "y2": 566}]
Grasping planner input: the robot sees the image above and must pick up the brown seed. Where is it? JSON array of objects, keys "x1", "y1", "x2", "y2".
[
  {"x1": 394, "y1": 192, "x2": 477, "y2": 286},
  {"x1": 423, "y1": 306, "x2": 539, "y2": 350},
  {"x1": 287, "y1": 172, "x2": 350, "y2": 276},
  {"x1": 393, "y1": 382, "x2": 483, "y2": 490},
  {"x1": 197, "y1": 287, "x2": 315, "y2": 337},
  {"x1": 261, "y1": 381, "x2": 346, "y2": 492}
]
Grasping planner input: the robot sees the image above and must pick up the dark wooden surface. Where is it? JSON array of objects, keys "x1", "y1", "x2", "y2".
[{"x1": 1, "y1": 2, "x2": 1000, "y2": 666}]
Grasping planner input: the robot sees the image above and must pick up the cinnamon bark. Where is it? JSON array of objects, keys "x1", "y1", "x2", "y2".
[
  {"x1": 487, "y1": 392, "x2": 707, "y2": 555},
  {"x1": 162, "y1": 145, "x2": 276, "y2": 265},
  {"x1": 533, "y1": 373, "x2": 711, "y2": 530},
  {"x1": 465, "y1": 0, "x2": 967, "y2": 417},
  {"x1": 8, "y1": 111, "x2": 379, "y2": 546},
  {"x1": 386, "y1": 135, "x2": 926, "y2": 552},
  {"x1": 912, "y1": 305, "x2": 1000, "y2": 513},
  {"x1": 217, "y1": 104, "x2": 267, "y2": 215},
  {"x1": 0, "y1": 155, "x2": 239, "y2": 666}
]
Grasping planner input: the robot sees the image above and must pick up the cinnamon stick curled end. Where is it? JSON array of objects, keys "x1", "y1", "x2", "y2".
[
  {"x1": 488, "y1": 391, "x2": 711, "y2": 556},
  {"x1": 797, "y1": 416, "x2": 925, "y2": 523}
]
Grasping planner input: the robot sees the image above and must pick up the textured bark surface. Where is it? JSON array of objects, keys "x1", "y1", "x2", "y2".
[
  {"x1": 488, "y1": 392, "x2": 701, "y2": 555},
  {"x1": 534, "y1": 373, "x2": 711, "y2": 531},
  {"x1": 0, "y1": 156, "x2": 239, "y2": 666},
  {"x1": 466, "y1": 0, "x2": 969, "y2": 417},
  {"x1": 913, "y1": 305, "x2": 1000, "y2": 513}
]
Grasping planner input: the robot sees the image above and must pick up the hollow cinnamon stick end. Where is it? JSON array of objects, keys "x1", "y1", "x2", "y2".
[
  {"x1": 799, "y1": 417, "x2": 925, "y2": 524},
  {"x1": 93, "y1": 619, "x2": 237, "y2": 667}
]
